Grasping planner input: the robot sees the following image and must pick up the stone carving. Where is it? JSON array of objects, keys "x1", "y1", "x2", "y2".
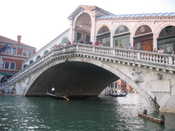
[{"x1": 131, "y1": 68, "x2": 144, "y2": 83}]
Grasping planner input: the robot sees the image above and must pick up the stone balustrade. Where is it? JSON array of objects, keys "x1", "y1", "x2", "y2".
[{"x1": 7, "y1": 43, "x2": 175, "y2": 84}]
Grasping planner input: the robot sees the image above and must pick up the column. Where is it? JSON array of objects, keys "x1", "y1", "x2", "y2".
[
  {"x1": 153, "y1": 33, "x2": 158, "y2": 50},
  {"x1": 90, "y1": 14, "x2": 96, "y2": 45},
  {"x1": 69, "y1": 21, "x2": 74, "y2": 44},
  {"x1": 110, "y1": 33, "x2": 113, "y2": 48},
  {"x1": 130, "y1": 34, "x2": 134, "y2": 48}
]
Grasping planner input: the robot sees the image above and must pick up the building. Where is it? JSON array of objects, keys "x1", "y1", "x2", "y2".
[
  {"x1": 68, "y1": 5, "x2": 175, "y2": 53},
  {"x1": 23, "y1": 5, "x2": 175, "y2": 68},
  {"x1": 0, "y1": 35, "x2": 35, "y2": 83},
  {"x1": 68, "y1": 5, "x2": 175, "y2": 93}
]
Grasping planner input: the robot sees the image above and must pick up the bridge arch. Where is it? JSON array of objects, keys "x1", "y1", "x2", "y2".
[{"x1": 25, "y1": 57, "x2": 152, "y2": 101}]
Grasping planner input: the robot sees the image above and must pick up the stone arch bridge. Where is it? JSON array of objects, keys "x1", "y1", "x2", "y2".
[{"x1": 7, "y1": 44, "x2": 175, "y2": 113}]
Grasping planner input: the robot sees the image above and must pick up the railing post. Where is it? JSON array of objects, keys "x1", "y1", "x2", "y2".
[
  {"x1": 168, "y1": 56, "x2": 173, "y2": 65},
  {"x1": 112, "y1": 49, "x2": 115, "y2": 55},
  {"x1": 137, "y1": 52, "x2": 140, "y2": 60},
  {"x1": 76, "y1": 44, "x2": 79, "y2": 51}
]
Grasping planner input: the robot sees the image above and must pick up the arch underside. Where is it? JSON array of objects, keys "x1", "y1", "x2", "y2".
[{"x1": 26, "y1": 61, "x2": 119, "y2": 97}]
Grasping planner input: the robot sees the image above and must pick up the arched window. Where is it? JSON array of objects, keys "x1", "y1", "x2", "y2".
[
  {"x1": 115, "y1": 25, "x2": 129, "y2": 34},
  {"x1": 5, "y1": 46, "x2": 11, "y2": 55},
  {"x1": 113, "y1": 25, "x2": 130, "y2": 48},
  {"x1": 4, "y1": 61, "x2": 9, "y2": 69},
  {"x1": 36, "y1": 56, "x2": 41, "y2": 61},
  {"x1": 10, "y1": 62, "x2": 16, "y2": 70},
  {"x1": 29, "y1": 60, "x2": 34, "y2": 64},
  {"x1": 96, "y1": 26, "x2": 111, "y2": 47},
  {"x1": 23, "y1": 64, "x2": 28, "y2": 68},
  {"x1": 157, "y1": 26, "x2": 175, "y2": 53},
  {"x1": 61, "y1": 37, "x2": 70, "y2": 45},
  {"x1": 44, "y1": 50, "x2": 49, "y2": 56},
  {"x1": 134, "y1": 25, "x2": 153, "y2": 51}
]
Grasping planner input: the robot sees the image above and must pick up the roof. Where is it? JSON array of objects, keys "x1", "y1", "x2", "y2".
[
  {"x1": 97, "y1": 12, "x2": 175, "y2": 19},
  {"x1": 68, "y1": 5, "x2": 114, "y2": 20},
  {"x1": 0, "y1": 35, "x2": 35, "y2": 49}
]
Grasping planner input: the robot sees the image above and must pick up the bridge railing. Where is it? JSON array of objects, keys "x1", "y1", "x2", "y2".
[
  {"x1": 75, "y1": 44, "x2": 175, "y2": 66},
  {"x1": 138, "y1": 51, "x2": 173, "y2": 65},
  {"x1": 6, "y1": 43, "x2": 175, "y2": 84}
]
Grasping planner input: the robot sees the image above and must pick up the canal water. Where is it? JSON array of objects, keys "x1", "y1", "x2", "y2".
[{"x1": 0, "y1": 94, "x2": 175, "y2": 131}]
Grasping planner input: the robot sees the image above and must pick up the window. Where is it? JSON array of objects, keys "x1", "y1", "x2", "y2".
[
  {"x1": 29, "y1": 60, "x2": 33, "y2": 64},
  {"x1": 23, "y1": 52, "x2": 27, "y2": 56},
  {"x1": 36, "y1": 56, "x2": 41, "y2": 61},
  {"x1": 5, "y1": 47, "x2": 11, "y2": 55},
  {"x1": 44, "y1": 50, "x2": 49, "y2": 56},
  {"x1": 13, "y1": 48, "x2": 17, "y2": 55},
  {"x1": 10, "y1": 62, "x2": 16, "y2": 70},
  {"x1": 28, "y1": 51, "x2": 32, "y2": 57},
  {"x1": 96, "y1": 26, "x2": 111, "y2": 47},
  {"x1": 23, "y1": 64, "x2": 27, "y2": 68},
  {"x1": 4, "y1": 61, "x2": 9, "y2": 69}
]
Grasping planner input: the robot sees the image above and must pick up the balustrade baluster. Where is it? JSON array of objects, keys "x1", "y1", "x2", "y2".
[
  {"x1": 168, "y1": 56, "x2": 173, "y2": 65},
  {"x1": 137, "y1": 52, "x2": 140, "y2": 60},
  {"x1": 76, "y1": 44, "x2": 79, "y2": 51}
]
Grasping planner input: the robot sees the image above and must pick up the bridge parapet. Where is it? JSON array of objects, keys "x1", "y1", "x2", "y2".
[{"x1": 7, "y1": 43, "x2": 175, "y2": 84}]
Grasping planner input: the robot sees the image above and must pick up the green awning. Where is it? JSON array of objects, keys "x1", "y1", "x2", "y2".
[{"x1": 0, "y1": 72, "x2": 14, "y2": 76}]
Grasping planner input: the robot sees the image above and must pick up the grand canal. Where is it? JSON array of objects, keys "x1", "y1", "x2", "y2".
[{"x1": 0, "y1": 94, "x2": 175, "y2": 131}]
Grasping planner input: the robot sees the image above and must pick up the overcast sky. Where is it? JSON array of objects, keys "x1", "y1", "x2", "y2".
[{"x1": 0, "y1": 0, "x2": 174, "y2": 50}]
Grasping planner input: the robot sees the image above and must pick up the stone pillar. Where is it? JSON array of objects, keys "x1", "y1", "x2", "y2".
[
  {"x1": 130, "y1": 34, "x2": 134, "y2": 48},
  {"x1": 90, "y1": 14, "x2": 96, "y2": 44},
  {"x1": 69, "y1": 20, "x2": 75, "y2": 44},
  {"x1": 110, "y1": 33, "x2": 113, "y2": 48},
  {"x1": 153, "y1": 33, "x2": 158, "y2": 50}
]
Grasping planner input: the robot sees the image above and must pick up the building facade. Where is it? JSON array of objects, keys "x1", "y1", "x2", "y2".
[
  {"x1": 0, "y1": 35, "x2": 35, "y2": 83},
  {"x1": 23, "y1": 5, "x2": 175, "y2": 69},
  {"x1": 69, "y1": 5, "x2": 175, "y2": 53}
]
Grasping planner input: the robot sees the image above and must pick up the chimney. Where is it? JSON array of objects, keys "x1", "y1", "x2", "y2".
[{"x1": 17, "y1": 35, "x2": 22, "y2": 44}]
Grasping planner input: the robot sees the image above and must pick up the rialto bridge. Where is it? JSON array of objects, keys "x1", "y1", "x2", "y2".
[
  {"x1": 5, "y1": 5, "x2": 175, "y2": 113},
  {"x1": 6, "y1": 44, "x2": 175, "y2": 113}
]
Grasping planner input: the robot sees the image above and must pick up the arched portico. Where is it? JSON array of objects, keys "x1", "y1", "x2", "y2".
[
  {"x1": 134, "y1": 25, "x2": 153, "y2": 51},
  {"x1": 74, "y1": 13, "x2": 92, "y2": 44},
  {"x1": 113, "y1": 25, "x2": 130, "y2": 49},
  {"x1": 96, "y1": 26, "x2": 111, "y2": 47},
  {"x1": 157, "y1": 26, "x2": 175, "y2": 53}
]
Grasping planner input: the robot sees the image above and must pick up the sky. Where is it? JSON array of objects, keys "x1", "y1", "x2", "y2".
[{"x1": 0, "y1": 0, "x2": 175, "y2": 50}]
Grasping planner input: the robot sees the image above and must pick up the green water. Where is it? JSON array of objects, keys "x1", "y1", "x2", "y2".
[{"x1": 0, "y1": 94, "x2": 174, "y2": 131}]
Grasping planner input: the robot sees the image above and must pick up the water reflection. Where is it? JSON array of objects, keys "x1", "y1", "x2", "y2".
[{"x1": 0, "y1": 94, "x2": 174, "y2": 131}]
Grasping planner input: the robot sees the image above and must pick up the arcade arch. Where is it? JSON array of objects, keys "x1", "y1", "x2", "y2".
[
  {"x1": 157, "y1": 26, "x2": 175, "y2": 53},
  {"x1": 134, "y1": 25, "x2": 153, "y2": 51},
  {"x1": 96, "y1": 26, "x2": 111, "y2": 47},
  {"x1": 113, "y1": 25, "x2": 130, "y2": 49},
  {"x1": 74, "y1": 13, "x2": 91, "y2": 44}
]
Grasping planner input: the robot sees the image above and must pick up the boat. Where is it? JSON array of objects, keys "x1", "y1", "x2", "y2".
[
  {"x1": 46, "y1": 92, "x2": 70, "y2": 102},
  {"x1": 138, "y1": 113, "x2": 165, "y2": 125},
  {"x1": 108, "y1": 89, "x2": 127, "y2": 97}
]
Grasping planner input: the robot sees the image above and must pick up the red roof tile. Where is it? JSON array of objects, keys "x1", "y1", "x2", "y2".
[{"x1": 0, "y1": 35, "x2": 35, "y2": 49}]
